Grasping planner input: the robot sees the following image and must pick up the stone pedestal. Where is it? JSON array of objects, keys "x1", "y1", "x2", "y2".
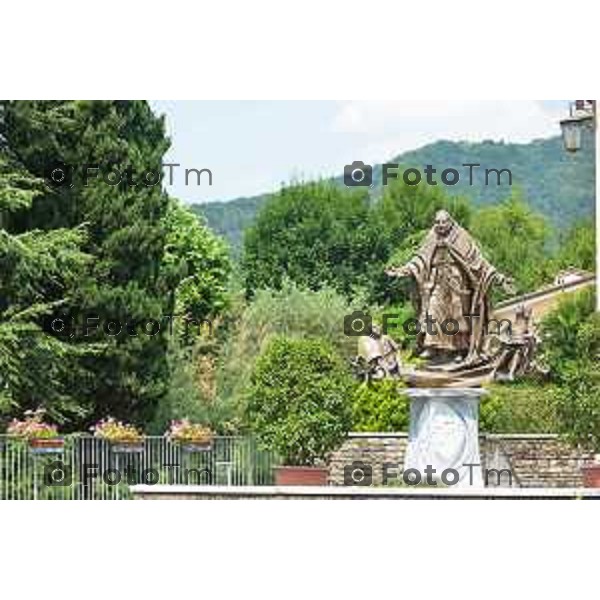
[{"x1": 404, "y1": 388, "x2": 485, "y2": 487}]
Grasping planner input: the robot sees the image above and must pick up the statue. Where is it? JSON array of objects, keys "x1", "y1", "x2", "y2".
[
  {"x1": 491, "y1": 304, "x2": 544, "y2": 381},
  {"x1": 386, "y1": 210, "x2": 514, "y2": 370},
  {"x1": 352, "y1": 325, "x2": 400, "y2": 382}
]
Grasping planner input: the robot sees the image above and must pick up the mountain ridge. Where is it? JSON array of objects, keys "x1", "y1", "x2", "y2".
[{"x1": 191, "y1": 135, "x2": 596, "y2": 252}]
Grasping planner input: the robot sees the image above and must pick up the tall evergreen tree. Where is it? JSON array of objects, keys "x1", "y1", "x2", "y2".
[
  {"x1": 0, "y1": 115, "x2": 92, "y2": 424},
  {"x1": 1, "y1": 101, "x2": 173, "y2": 426}
]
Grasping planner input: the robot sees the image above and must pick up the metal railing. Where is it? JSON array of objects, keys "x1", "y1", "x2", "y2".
[{"x1": 0, "y1": 435, "x2": 277, "y2": 500}]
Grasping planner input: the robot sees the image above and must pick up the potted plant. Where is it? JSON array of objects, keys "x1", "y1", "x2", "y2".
[
  {"x1": 91, "y1": 417, "x2": 145, "y2": 453},
  {"x1": 7, "y1": 408, "x2": 64, "y2": 454},
  {"x1": 246, "y1": 337, "x2": 353, "y2": 486},
  {"x1": 167, "y1": 419, "x2": 214, "y2": 452}
]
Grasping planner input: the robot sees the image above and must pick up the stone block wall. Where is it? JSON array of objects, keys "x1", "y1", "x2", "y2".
[{"x1": 327, "y1": 433, "x2": 594, "y2": 487}]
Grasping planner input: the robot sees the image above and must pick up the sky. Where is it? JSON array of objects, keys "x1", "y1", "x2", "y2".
[{"x1": 150, "y1": 100, "x2": 569, "y2": 205}]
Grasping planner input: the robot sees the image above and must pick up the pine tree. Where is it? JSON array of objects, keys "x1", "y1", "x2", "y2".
[
  {"x1": 0, "y1": 116, "x2": 91, "y2": 424},
  {"x1": 1, "y1": 101, "x2": 173, "y2": 426}
]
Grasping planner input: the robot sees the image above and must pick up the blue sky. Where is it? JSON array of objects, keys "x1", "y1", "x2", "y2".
[{"x1": 150, "y1": 100, "x2": 569, "y2": 204}]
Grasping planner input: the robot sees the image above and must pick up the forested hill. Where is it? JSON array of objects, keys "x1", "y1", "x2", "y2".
[
  {"x1": 190, "y1": 135, "x2": 596, "y2": 252},
  {"x1": 191, "y1": 194, "x2": 268, "y2": 251}
]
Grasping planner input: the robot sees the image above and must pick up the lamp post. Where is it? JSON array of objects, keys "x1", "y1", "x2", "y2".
[
  {"x1": 560, "y1": 100, "x2": 598, "y2": 310},
  {"x1": 560, "y1": 100, "x2": 595, "y2": 151}
]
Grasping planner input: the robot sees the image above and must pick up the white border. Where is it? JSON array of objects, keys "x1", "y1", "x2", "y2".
[
  {"x1": 1, "y1": 1, "x2": 599, "y2": 597},
  {"x1": 1, "y1": 1, "x2": 598, "y2": 99}
]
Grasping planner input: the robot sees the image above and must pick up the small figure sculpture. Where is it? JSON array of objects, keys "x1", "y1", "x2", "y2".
[
  {"x1": 491, "y1": 304, "x2": 542, "y2": 381},
  {"x1": 353, "y1": 325, "x2": 400, "y2": 382}
]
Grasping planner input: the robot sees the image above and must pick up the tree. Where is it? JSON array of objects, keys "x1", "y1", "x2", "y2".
[
  {"x1": 216, "y1": 281, "x2": 358, "y2": 430},
  {"x1": 0, "y1": 141, "x2": 93, "y2": 424},
  {"x1": 243, "y1": 181, "x2": 389, "y2": 300},
  {"x1": 539, "y1": 288, "x2": 600, "y2": 452},
  {"x1": 375, "y1": 174, "x2": 472, "y2": 252},
  {"x1": 246, "y1": 337, "x2": 353, "y2": 466},
  {"x1": 555, "y1": 361, "x2": 600, "y2": 453},
  {"x1": 146, "y1": 200, "x2": 232, "y2": 433},
  {"x1": 540, "y1": 287, "x2": 598, "y2": 379},
  {"x1": 162, "y1": 199, "x2": 231, "y2": 327},
  {"x1": 555, "y1": 219, "x2": 596, "y2": 273},
  {"x1": 471, "y1": 191, "x2": 553, "y2": 295},
  {"x1": 1, "y1": 101, "x2": 173, "y2": 426}
]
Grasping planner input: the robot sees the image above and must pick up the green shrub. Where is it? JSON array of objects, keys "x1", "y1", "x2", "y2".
[
  {"x1": 554, "y1": 361, "x2": 600, "y2": 452},
  {"x1": 480, "y1": 382, "x2": 560, "y2": 433},
  {"x1": 216, "y1": 281, "x2": 359, "y2": 423},
  {"x1": 246, "y1": 337, "x2": 353, "y2": 466},
  {"x1": 352, "y1": 380, "x2": 409, "y2": 432},
  {"x1": 540, "y1": 287, "x2": 596, "y2": 378}
]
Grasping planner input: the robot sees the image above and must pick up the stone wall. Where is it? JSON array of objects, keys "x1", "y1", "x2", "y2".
[{"x1": 327, "y1": 433, "x2": 594, "y2": 487}]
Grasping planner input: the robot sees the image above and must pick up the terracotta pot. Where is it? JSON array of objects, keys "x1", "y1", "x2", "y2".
[
  {"x1": 274, "y1": 465, "x2": 329, "y2": 486},
  {"x1": 28, "y1": 438, "x2": 65, "y2": 454},
  {"x1": 582, "y1": 464, "x2": 600, "y2": 487},
  {"x1": 110, "y1": 440, "x2": 145, "y2": 454},
  {"x1": 179, "y1": 440, "x2": 213, "y2": 452}
]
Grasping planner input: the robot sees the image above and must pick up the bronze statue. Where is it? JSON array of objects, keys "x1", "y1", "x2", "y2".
[
  {"x1": 348, "y1": 210, "x2": 546, "y2": 387},
  {"x1": 386, "y1": 210, "x2": 514, "y2": 370},
  {"x1": 353, "y1": 325, "x2": 400, "y2": 382},
  {"x1": 491, "y1": 304, "x2": 543, "y2": 381}
]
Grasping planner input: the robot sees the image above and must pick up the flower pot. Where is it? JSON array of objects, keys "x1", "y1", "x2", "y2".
[
  {"x1": 274, "y1": 465, "x2": 329, "y2": 486},
  {"x1": 28, "y1": 438, "x2": 65, "y2": 454},
  {"x1": 110, "y1": 440, "x2": 145, "y2": 454},
  {"x1": 582, "y1": 464, "x2": 600, "y2": 487},
  {"x1": 179, "y1": 440, "x2": 213, "y2": 453}
]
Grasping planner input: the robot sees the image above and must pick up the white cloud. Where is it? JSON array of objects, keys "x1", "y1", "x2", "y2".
[{"x1": 331, "y1": 100, "x2": 565, "y2": 162}]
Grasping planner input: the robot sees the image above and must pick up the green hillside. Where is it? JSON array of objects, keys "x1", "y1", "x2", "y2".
[{"x1": 191, "y1": 135, "x2": 596, "y2": 252}]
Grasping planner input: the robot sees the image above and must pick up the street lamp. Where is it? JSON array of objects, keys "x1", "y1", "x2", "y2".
[
  {"x1": 560, "y1": 100, "x2": 595, "y2": 152},
  {"x1": 560, "y1": 100, "x2": 597, "y2": 311}
]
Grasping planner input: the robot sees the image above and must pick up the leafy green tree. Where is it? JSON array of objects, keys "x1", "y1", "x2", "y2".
[
  {"x1": 555, "y1": 219, "x2": 596, "y2": 273},
  {"x1": 246, "y1": 337, "x2": 353, "y2": 466},
  {"x1": 243, "y1": 181, "x2": 389, "y2": 299},
  {"x1": 375, "y1": 175, "x2": 472, "y2": 251},
  {"x1": 163, "y1": 199, "x2": 231, "y2": 328},
  {"x1": 471, "y1": 192, "x2": 553, "y2": 295},
  {"x1": 0, "y1": 144, "x2": 93, "y2": 424}
]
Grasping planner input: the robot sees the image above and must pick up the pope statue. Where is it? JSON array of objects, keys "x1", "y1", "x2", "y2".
[{"x1": 386, "y1": 210, "x2": 513, "y2": 368}]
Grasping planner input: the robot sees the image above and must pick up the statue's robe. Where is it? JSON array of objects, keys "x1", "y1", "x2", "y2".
[{"x1": 402, "y1": 223, "x2": 500, "y2": 365}]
